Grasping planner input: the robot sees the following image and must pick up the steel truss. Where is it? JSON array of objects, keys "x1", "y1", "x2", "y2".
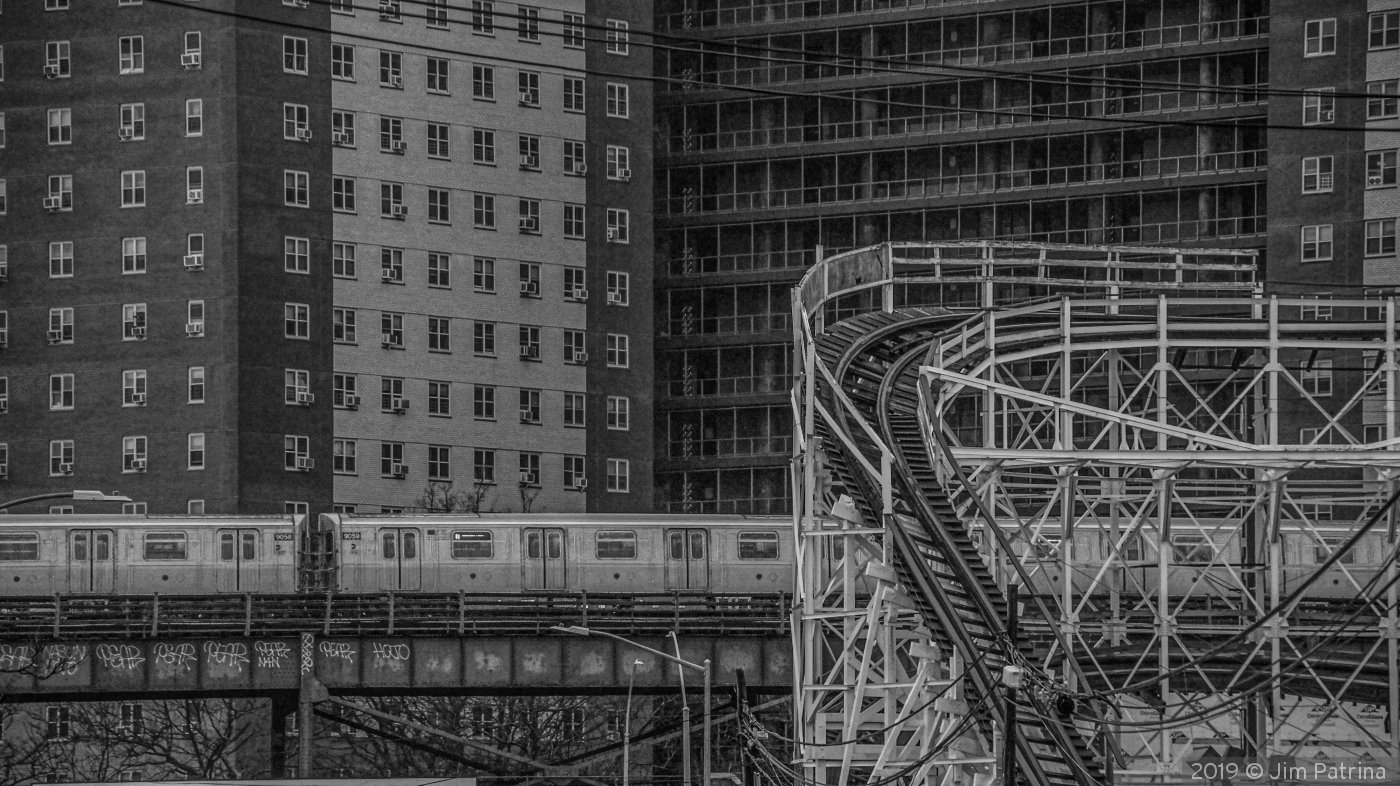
[{"x1": 792, "y1": 242, "x2": 1400, "y2": 785}]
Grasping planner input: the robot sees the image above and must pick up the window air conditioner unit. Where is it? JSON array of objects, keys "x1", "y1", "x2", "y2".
[
  {"x1": 333, "y1": 132, "x2": 350, "y2": 146},
  {"x1": 381, "y1": 334, "x2": 397, "y2": 347},
  {"x1": 0, "y1": 398, "x2": 6, "y2": 414},
  {"x1": 390, "y1": 141, "x2": 406, "y2": 153},
  {"x1": 521, "y1": 154, "x2": 539, "y2": 168},
  {"x1": 294, "y1": 0, "x2": 309, "y2": 6},
  {"x1": 391, "y1": 205, "x2": 407, "y2": 218},
  {"x1": 1370, "y1": 175, "x2": 1385, "y2": 186},
  {"x1": 520, "y1": 472, "x2": 537, "y2": 485},
  {"x1": 576, "y1": 478, "x2": 587, "y2": 490},
  {"x1": 520, "y1": 281, "x2": 539, "y2": 295},
  {"x1": 391, "y1": 398, "x2": 409, "y2": 412},
  {"x1": 132, "y1": 392, "x2": 146, "y2": 404},
  {"x1": 607, "y1": 292, "x2": 623, "y2": 305},
  {"x1": 520, "y1": 92, "x2": 535, "y2": 105},
  {"x1": 607, "y1": 228, "x2": 618, "y2": 241},
  {"x1": 119, "y1": 126, "x2": 135, "y2": 140},
  {"x1": 574, "y1": 289, "x2": 588, "y2": 301},
  {"x1": 184, "y1": 255, "x2": 205, "y2": 269},
  {"x1": 381, "y1": 268, "x2": 399, "y2": 281},
  {"x1": 0, "y1": 265, "x2": 8, "y2": 282},
  {"x1": 47, "y1": 330, "x2": 65, "y2": 344},
  {"x1": 519, "y1": 345, "x2": 538, "y2": 359},
  {"x1": 0, "y1": 463, "x2": 8, "y2": 478},
  {"x1": 131, "y1": 459, "x2": 147, "y2": 472},
  {"x1": 519, "y1": 409, "x2": 533, "y2": 422},
  {"x1": 1321, "y1": 110, "x2": 1334, "y2": 122},
  {"x1": 296, "y1": 392, "x2": 315, "y2": 405},
  {"x1": 296, "y1": 128, "x2": 313, "y2": 141},
  {"x1": 59, "y1": 463, "x2": 74, "y2": 475},
  {"x1": 43, "y1": 64, "x2": 61, "y2": 78},
  {"x1": 574, "y1": 352, "x2": 588, "y2": 363},
  {"x1": 131, "y1": 326, "x2": 146, "y2": 337},
  {"x1": 44, "y1": 197, "x2": 62, "y2": 211},
  {"x1": 188, "y1": 189, "x2": 204, "y2": 204},
  {"x1": 519, "y1": 218, "x2": 538, "y2": 233},
  {"x1": 391, "y1": 463, "x2": 408, "y2": 477},
  {"x1": 618, "y1": 168, "x2": 631, "y2": 181},
  {"x1": 344, "y1": 395, "x2": 360, "y2": 409},
  {"x1": 390, "y1": 75, "x2": 403, "y2": 88},
  {"x1": 181, "y1": 52, "x2": 202, "y2": 69},
  {"x1": 575, "y1": 164, "x2": 587, "y2": 175},
  {"x1": 296, "y1": 457, "x2": 315, "y2": 471},
  {"x1": 186, "y1": 322, "x2": 205, "y2": 336}
]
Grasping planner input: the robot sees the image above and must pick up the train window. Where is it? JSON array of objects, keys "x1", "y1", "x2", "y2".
[
  {"x1": 73, "y1": 533, "x2": 88, "y2": 561},
  {"x1": 220, "y1": 533, "x2": 234, "y2": 561},
  {"x1": 668, "y1": 532, "x2": 684, "y2": 560},
  {"x1": 1100, "y1": 533, "x2": 1145, "y2": 562},
  {"x1": 1032, "y1": 538, "x2": 1060, "y2": 562},
  {"x1": 0, "y1": 533, "x2": 39, "y2": 560},
  {"x1": 242, "y1": 532, "x2": 256, "y2": 560},
  {"x1": 596, "y1": 531, "x2": 637, "y2": 559},
  {"x1": 1316, "y1": 537, "x2": 1355, "y2": 565},
  {"x1": 452, "y1": 531, "x2": 494, "y2": 559},
  {"x1": 690, "y1": 531, "x2": 705, "y2": 559},
  {"x1": 402, "y1": 532, "x2": 417, "y2": 559},
  {"x1": 144, "y1": 532, "x2": 187, "y2": 560},
  {"x1": 382, "y1": 532, "x2": 396, "y2": 560},
  {"x1": 1171, "y1": 534, "x2": 1213, "y2": 565},
  {"x1": 527, "y1": 531, "x2": 541, "y2": 559},
  {"x1": 738, "y1": 532, "x2": 779, "y2": 560}
]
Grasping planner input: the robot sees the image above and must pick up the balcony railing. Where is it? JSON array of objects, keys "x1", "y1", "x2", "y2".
[
  {"x1": 661, "y1": 374, "x2": 794, "y2": 399},
  {"x1": 1006, "y1": 214, "x2": 1266, "y2": 246},
  {"x1": 661, "y1": 150, "x2": 1267, "y2": 215},
  {"x1": 664, "y1": 312, "x2": 792, "y2": 335},
  {"x1": 664, "y1": 249, "x2": 812, "y2": 277},
  {"x1": 666, "y1": 435, "x2": 794, "y2": 458},
  {"x1": 660, "y1": 0, "x2": 990, "y2": 29}
]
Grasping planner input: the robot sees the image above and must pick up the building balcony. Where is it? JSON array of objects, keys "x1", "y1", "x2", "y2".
[
  {"x1": 665, "y1": 435, "x2": 794, "y2": 459},
  {"x1": 663, "y1": 312, "x2": 792, "y2": 336},
  {"x1": 659, "y1": 374, "x2": 793, "y2": 399}
]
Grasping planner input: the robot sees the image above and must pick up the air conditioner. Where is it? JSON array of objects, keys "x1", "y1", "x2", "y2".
[
  {"x1": 520, "y1": 92, "x2": 536, "y2": 105},
  {"x1": 132, "y1": 392, "x2": 146, "y2": 404},
  {"x1": 58, "y1": 463, "x2": 74, "y2": 475},
  {"x1": 0, "y1": 463, "x2": 7, "y2": 478},
  {"x1": 618, "y1": 168, "x2": 632, "y2": 181},
  {"x1": 519, "y1": 472, "x2": 537, "y2": 485},
  {"x1": 43, "y1": 64, "x2": 60, "y2": 77},
  {"x1": 119, "y1": 126, "x2": 135, "y2": 140},
  {"x1": 332, "y1": 132, "x2": 351, "y2": 146},
  {"x1": 520, "y1": 409, "x2": 533, "y2": 422},
  {"x1": 0, "y1": 398, "x2": 7, "y2": 414},
  {"x1": 379, "y1": 10, "x2": 396, "y2": 20},
  {"x1": 296, "y1": 392, "x2": 315, "y2": 405},
  {"x1": 390, "y1": 141, "x2": 407, "y2": 153},
  {"x1": 296, "y1": 457, "x2": 315, "y2": 471},
  {"x1": 186, "y1": 322, "x2": 205, "y2": 336},
  {"x1": 296, "y1": 128, "x2": 313, "y2": 141},
  {"x1": 391, "y1": 205, "x2": 408, "y2": 218},
  {"x1": 391, "y1": 398, "x2": 409, "y2": 412},
  {"x1": 574, "y1": 289, "x2": 589, "y2": 301},
  {"x1": 47, "y1": 330, "x2": 65, "y2": 344},
  {"x1": 43, "y1": 197, "x2": 62, "y2": 211},
  {"x1": 391, "y1": 462, "x2": 408, "y2": 477},
  {"x1": 1321, "y1": 110, "x2": 1334, "y2": 122},
  {"x1": 574, "y1": 352, "x2": 588, "y2": 363},
  {"x1": 520, "y1": 281, "x2": 539, "y2": 295},
  {"x1": 381, "y1": 334, "x2": 398, "y2": 347},
  {"x1": 188, "y1": 189, "x2": 204, "y2": 204},
  {"x1": 390, "y1": 75, "x2": 403, "y2": 88},
  {"x1": 519, "y1": 345, "x2": 538, "y2": 359},
  {"x1": 519, "y1": 218, "x2": 539, "y2": 233},
  {"x1": 183, "y1": 254, "x2": 205, "y2": 269},
  {"x1": 381, "y1": 268, "x2": 399, "y2": 281},
  {"x1": 607, "y1": 292, "x2": 624, "y2": 305},
  {"x1": 344, "y1": 395, "x2": 360, "y2": 409},
  {"x1": 131, "y1": 459, "x2": 147, "y2": 472},
  {"x1": 0, "y1": 265, "x2": 7, "y2": 282},
  {"x1": 293, "y1": 0, "x2": 309, "y2": 6},
  {"x1": 607, "y1": 228, "x2": 619, "y2": 241},
  {"x1": 575, "y1": 164, "x2": 588, "y2": 175},
  {"x1": 130, "y1": 326, "x2": 146, "y2": 337},
  {"x1": 576, "y1": 478, "x2": 588, "y2": 490},
  {"x1": 1370, "y1": 175, "x2": 1385, "y2": 186},
  {"x1": 521, "y1": 154, "x2": 539, "y2": 168},
  {"x1": 181, "y1": 52, "x2": 202, "y2": 69}
]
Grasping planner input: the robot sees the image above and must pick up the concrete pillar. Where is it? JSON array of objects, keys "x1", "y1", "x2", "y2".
[
  {"x1": 1200, "y1": 0, "x2": 1219, "y2": 41},
  {"x1": 1199, "y1": 57, "x2": 1218, "y2": 108}
]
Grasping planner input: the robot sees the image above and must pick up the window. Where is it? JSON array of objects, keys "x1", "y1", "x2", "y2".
[
  {"x1": 474, "y1": 257, "x2": 496, "y2": 292},
  {"x1": 333, "y1": 374, "x2": 357, "y2": 408},
  {"x1": 189, "y1": 234, "x2": 206, "y2": 266},
  {"x1": 607, "y1": 334, "x2": 630, "y2": 368},
  {"x1": 473, "y1": 321, "x2": 496, "y2": 354},
  {"x1": 607, "y1": 272, "x2": 630, "y2": 305},
  {"x1": 380, "y1": 442, "x2": 405, "y2": 476},
  {"x1": 334, "y1": 308, "x2": 357, "y2": 343},
  {"x1": 607, "y1": 146, "x2": 631, "y2": 180},
  {"x1": 379, "y1": 0, "x2": 401, "y2": 20},
  {"x1": 517, "y1": 5, "x2": 540, "y2": 40},
  {"x1": 1171, "y1": 533, "x2": 1213, "y2": 564},
  {"x1": 1371, "y1": 80, "x2": 1400, "y2": 121},
  {"x1": 380, "y1": 116, "x2": 403, "y2": 152},
  {"x1": 470, "y1": 0, "x2": 494, "y2": 33},
  {"x1": 519, "y1": 326, "x2": 541, "y2": 360},
  {"x1": 46, "y1": 41, "x2": 72, "y2": 78},
  {"x1": 607, "y1": 396, "x2": 630, "y2": 430},
  {"x1": 564, "y1": 331, "x2": 586, "y2": 363},
  {"x1": 519, "y1": 71, "x2": 540, "y2": 106},
  {"x1": 426, "y1": 445, "x2": 451, "y2": 481},
  {"x1": 186, "y1": 99, "x2": 203, "y2": 136},
  {"x1": 1302, "y1": 224, "x2": 1333, "y2": 261},
  {"x1": 333, "y1": 177, "x2": 356, "y2": 212},
  {"x1": 122, "y1": 436, "x2": 147, "y2": 472},
  {"x1": 284, "y1": 435, "x2": 310, "y2": 471},
  {"x1": 562, "y1": 13, "x2": 585, "y2": 48},
  {"x1": 607, "y1": 459, "x2": 629, "y2": 492},
  {"x1": 452, "y1": 531, "x2": 493, "y2": 559},
  {"x1": 519, "y1": 452, "x2": 541, "y2": 484},
  {"x1": 187, "y1": 300, "x2": 205, "y2": 336},
  {"x1": 429, "y1": 316, "x2": 451, "y2": 352},
  {"x1": 1316, "y1": 536, "x2": 1354, "y2": 565},
  {"x1": 46, "y1": 707, "x2": 70, "y2": 740},
  {"x1": 50, "y1": 440, "x2": 75, "y2": 476},
  {"x1": 47, "y1": 0, "x2": 71, "y2": 9},
  {"x1": 1301, "y1": 298, "x2": 1333, "y2": 321},
  {"x1": 50, "y1": 374, "x2": 74, "y2": 410},
  {"x1": 189, "y1": 367, "x2": 205, "y2": 403},
  {"x1": 0, "y1": 533, "x2": 39, "y2": 561},
  {"x1": 519, "y1": 200, "x2": 540, "y2": 233},
  {"x1": 472, "y1": 64, "x2": 495, "y2": 99},
  {"x1": 333, "y1": 439, "x2": 357, "y2": 474},
  {"x1": 564, "y1": 393, "x2": 585, "y2": 426},
  {"x1": 332, "y1": 111, "x2": 355, "y2": 147},
  {"x1": 428, "y1": 123, "x2": 449, "y2": 158},
  {"x1": 47, "y1": 174, "x2": 73, "y2": 212},
  {"x1": 564, "y1": 204, "x2": 585, "y2": 238},
  {"x1": 1302, "y1": 89, "x2": 1335, "y2": 125},
  {"x1": 120, "y1": 36, "x2": 144, "y2": 73},
  {"x1": 474, "y1": 194, "x2": 496, "y2": 228},
  {"x1": 519, "y1": 389, "x2": 541, "y2": 423},
  {"x1": 117, "y1": 237, "x2": 146, "y2": 275},
  {"x1": 596, "y1": 531, "x2": 636, "y2": 558},
  {"x1": 284, "y1": 369, "x2": 311, "y2": 404},
  {"x1": 473, "y1": 385, "x2": 496, "y2": 419},
  {"x1": 122, "y1": 170, "x2": 146, "y2": 207},
  {"x1": 122, "y1": 303, "x2": 147, "y2": 340},
  {"x1": 739, "y1": 532, "x2": 779, "y2": 559},
  {"x1": 564, "y1": 141, "x2": 586, "y2": 175},
  {"x1": 283, "y1": 103, "x2": 310, "y2": 140},
  {"x1": 607, "y1": 209, "x2": 630, "y2": 243},
  {"x1": 380, "y1": 51, "x2": 403, "y2": 87},
  {"x1": 120, "y1": 103, "x2": 145, "y2": 140},
  {"x1": 0, "y1": 180, "x2": 5, "y2": 215},
  {"x1": 381, "y1": 247, "x2": 403, "y2": 283},
  {"x1": 427, "y1": 252, "x2": 450, "y2": 288},
  {"x1": 187, "y1": 167, "x2": 205, "y2": 203},
  {"x1": 1301, "y1": 357, "x2": 1334, "y2": 397},
  {"x1": 1305, "y1": 18, "x2": 1336, "y2": 56},
  {"x1": 606, "y1": 20, "x2": 629, "y2": 55},
  {"x1": 284, "y1": 237, "x2": 310, "y2": 274},
  {"x1": 429, "y1": 189, "x2": 450, "y2": 223},
  {"x1": 381, "y1": 312, "x2": 404, "y2": 348},
  {"x1": 334, "y1": 242, "x2": 357, "y2": 278},
  {"x1": 428, "y1": 380, "x2": 450, "y2": 415},
  {"x1": 519, "y1": 135, "x2": 540, "y2": 169},
  {"x1": 285, "y1": 303, "x2": 310, "y2": 339},
  {"x1": 1368, "y1": 151, "x2": 1398, "y2": 188},
  {"x1": 426, "y1": 0, "x2": 448, "y2": 29},
  {"x1": 50, "y1": 308, "x2": 74, "y2": 344},
  {"x1": 606, "y1": 83, "x2": 630, "y2": 118},
  {"x1": 564, "y1": 267, "x2": 586, "y2": 300},
  {"x1": 0, "y1": 113, "x2": 4, "y2": 148},
  {"x1": 1367, "y1": 219, "x2": 1398, "y2": 256},
  {"x1": 285, "y1": 170, "x2": 310, "y2": 207},
  {"x1": 473, "y1": 129, "x2": 496, "y2": 163},
  {"x1": 188, "y1": 500, "x2": 206, "y2": 515},
  {"x1": 1372, "y1": 11, "x2": 1400, "y2": 49},
  {"x1": 50, "y1": 241, "x2": 73, "y2": 278},
  {"x1": 184, "y1": 31, "x2": 202, "y2": 61},
  {"x1": 332, "y1": 44, "x2": 355, "y2": 80},
  {"x1": 564, "y1": 78, "x2": 585, "y2": 112},
  {"x1": 283, "y1": 36, "x2": 307, "y2": 74},
  {"x1": 1302, "y1": 157, "x2": 1333, "y2": 193},
  {"x1": 563, "y1": 456, "x2": 586, "y2": 489},
  {"x1": 188, "y1": 433, "x2": 205, "y2": 470},
  {"x1": 381, "y1": 182, "x2": 405, "y2": 218},
  {"x1": 48, "y1": 108, "x2": 72, "y2": 144},
  {"x1": 474, "y1": 450, "x2": 496, "y2": 483}
]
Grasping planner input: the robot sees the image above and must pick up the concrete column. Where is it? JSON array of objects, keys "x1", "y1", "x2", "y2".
[
  {"x1": 1199, "y1": 57, "x2": 1218, "y2": 108},
  {"x1": 1200, "y1": 0, "x2": 1219, "y2": 41}
]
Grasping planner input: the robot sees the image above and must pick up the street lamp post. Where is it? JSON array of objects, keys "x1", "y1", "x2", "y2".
[
  {"x1": 624, "y1": 659, "x2": 643, "y2": 786},
  {"x1": 669, "y1": 631, "x2": 692, "y2": 786},
  {"x1": 554, "y1": 625, "x2": 712, "y2": 786},
  {"x1": 0, "y1": 491, "x2": 131, "y2": 512}
]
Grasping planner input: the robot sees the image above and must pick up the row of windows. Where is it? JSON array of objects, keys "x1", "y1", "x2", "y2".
[
  {"x1": 0, "y1": 302, "x2": 208, "y2": 347},
  {"x1": 339, "y1": 0, "x2": 629, "y2": 58},
  {"x1": 1293, "y1": 153, "x2": 1400, "y2": 194},
  {"x1": 330, "y1": 310, "x2": 630, "y2": 365},
  {"x1": 1304, "y1": 13, "x2": 1400, "y2": 56},
  {"x1": 331, "y1": 374, "x2": 630, "y2": 427},
  {"x1": 0, "y1": 436, "x2": 206, "y2": 477},
  {"x1": 1299, "y1": 219, "x2": 1399, "y2": 262},
  {"x1": 433, "y1": 529, "x2": 778, "y2": 562},
  {"x1": 334, "y1": 248, "x2": 629, "y2": 302},
  {"x1": 0, "y1": 102, "x2": 205, "y2": 151},
  {"x1": 3, "y1": 368, "x2": 206, "y2": 411},
  {"x1": 3, "y1": 169, "x2": 208, "y2": 213},
  {"x1": 331, "y1": 442, "x2": 627, "y2": 491}
]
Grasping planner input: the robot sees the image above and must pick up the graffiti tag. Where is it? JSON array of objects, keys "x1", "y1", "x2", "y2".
[
  {"x1": 255, "y1": 641, "x2": 292, "y2": 668},
  {"x1": 370, "y1": 642, "x2": 410, "y2": 661},
  {"x1": 95, "y1": 644, "x2": 145, "y2": 671},
  {"x1": 319, "y1": 640, "x2": 355, "y2": 663},
  {"x1": 203, "y1": 641, "x2": 249, "y2": 671},
  {"x1": 42, "y1": 644, "x2": 87, "y2": 676},
  {"x1": 153, "y1": 642, "x2": 197, "y2": 671},
  {"x1": 0, "y1": 645, "x2": 34, "y2": 671},
  {"x1": 301, "y1": 633, "x2": 313, "y2": 675}
]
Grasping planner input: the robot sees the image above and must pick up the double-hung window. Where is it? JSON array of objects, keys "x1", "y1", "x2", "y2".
[{"x1": 283, "y1": 37, "x2": 308, "y2": 74}]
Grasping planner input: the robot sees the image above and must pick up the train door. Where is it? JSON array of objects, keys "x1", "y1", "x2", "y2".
[
  {"x1": 378, "y1": 527, "x2": 422, "y2": 591},
  {"x1": 523, "y1": 528, "x2": 566, "y2": 590},
  {"x1": 665, "y1": 528, "x2": 711, "y2": 590},
  {"x1": 68, "y1": 529, "x2": 114, "y2": 593},
  {"x1": 216, "y1": 529, "x2": 263, "y2": 592}
]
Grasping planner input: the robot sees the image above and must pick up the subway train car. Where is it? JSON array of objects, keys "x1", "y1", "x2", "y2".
[
  {"x1": 320, "y1": 513, "x2": 795, "y2": 593},
  {"x1": 0, "y1": 515, "x2": 301, "y2": 594}
]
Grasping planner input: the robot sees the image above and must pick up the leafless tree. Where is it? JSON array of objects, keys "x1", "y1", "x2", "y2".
[
  {"x1": 414, "y1": 481, "x2": 496, "y2": 514},
  {"x1": 0, "y1": 642, "x2": 92, "y2": 786},
  {"x1": 519, "y1": 483, "x2": 543, "y2": 513}
]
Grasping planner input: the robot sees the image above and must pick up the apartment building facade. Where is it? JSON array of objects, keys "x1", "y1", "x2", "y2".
[{"x1": 0, "y1": 0, "x2": 653, "y2": 516}]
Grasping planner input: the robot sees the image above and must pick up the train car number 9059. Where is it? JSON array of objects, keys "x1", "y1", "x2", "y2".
[{"x1": 342, "y1": 532, "x2": 362, "y2": 540}]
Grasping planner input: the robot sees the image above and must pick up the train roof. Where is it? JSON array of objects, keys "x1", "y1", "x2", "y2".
[
  {"x1": 325, "y1": 513, "x2": 789, "y2": 527},
  {"x1": 0, "y1": 514, "x2": 301, "y2": 528}
]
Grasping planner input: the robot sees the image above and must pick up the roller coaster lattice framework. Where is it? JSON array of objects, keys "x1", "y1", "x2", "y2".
[{"x1": 789, "y1": 241, "x2": 1400, "y2": 786}]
